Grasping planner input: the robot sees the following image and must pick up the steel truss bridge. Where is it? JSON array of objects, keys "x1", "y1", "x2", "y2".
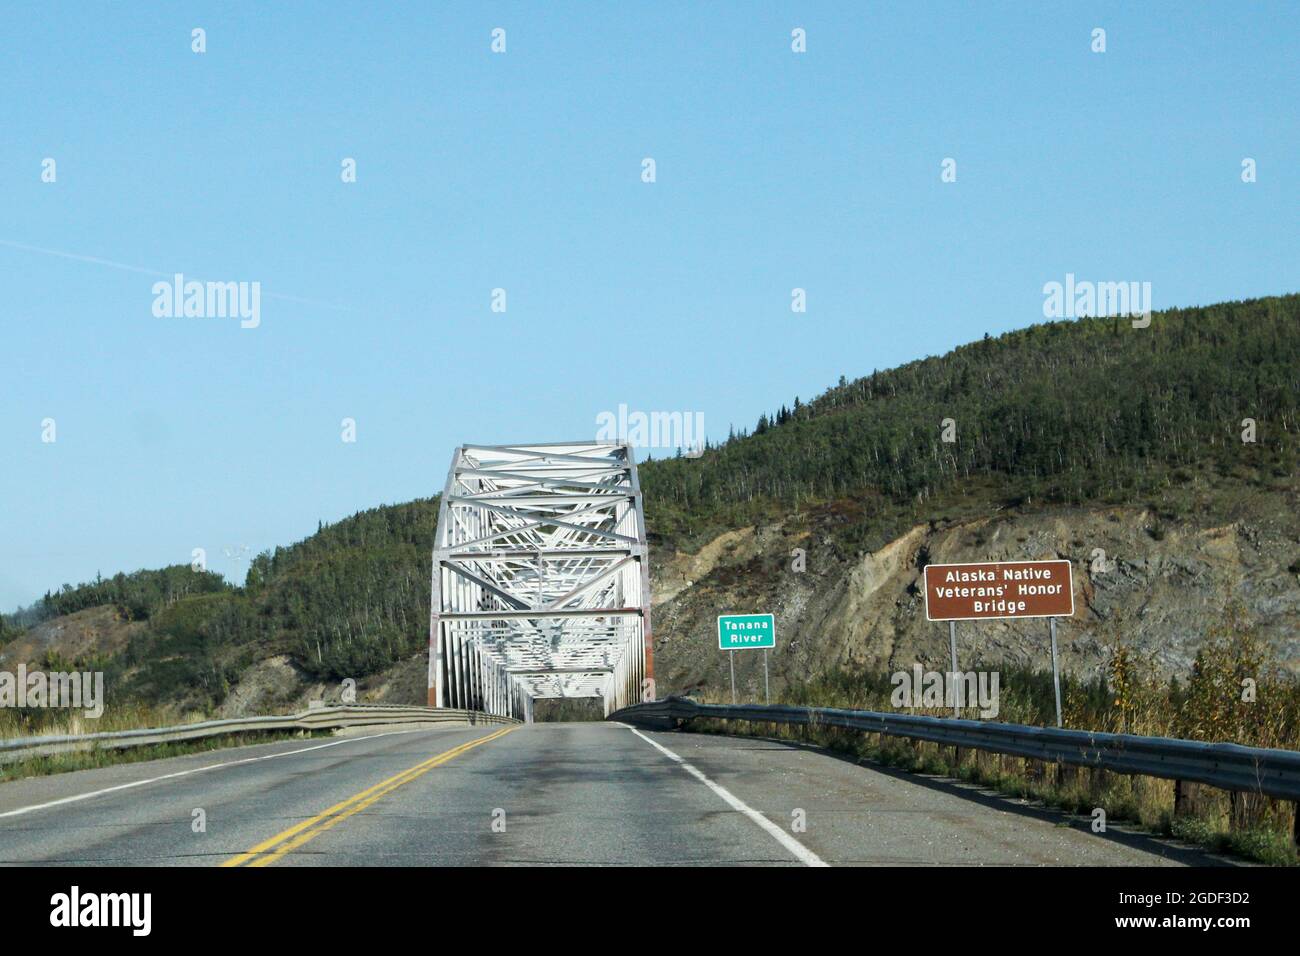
[{"x1": 428, "y1": 442, "x2": 654, "y2": 721}]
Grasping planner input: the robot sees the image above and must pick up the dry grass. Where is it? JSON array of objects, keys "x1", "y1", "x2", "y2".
[{"x1": 0, "y1": 700, "x2": 202, "y2": 741}]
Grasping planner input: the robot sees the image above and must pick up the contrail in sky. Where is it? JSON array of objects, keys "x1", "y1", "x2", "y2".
[{"x1": 0, "y1": 238, "x2": 354, "y2": 311}]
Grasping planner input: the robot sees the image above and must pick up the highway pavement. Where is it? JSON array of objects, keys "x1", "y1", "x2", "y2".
[{"x1": 0, "y1": 722, "x2": 1224, "y2": 866}]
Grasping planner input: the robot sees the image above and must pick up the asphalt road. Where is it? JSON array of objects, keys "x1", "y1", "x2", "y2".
[{"x1": 0, "y1": 722, "x2": 1223, "y2": 866}]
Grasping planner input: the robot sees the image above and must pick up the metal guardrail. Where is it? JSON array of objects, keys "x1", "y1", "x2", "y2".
[
  {"x1": 0, "y1": 704, "x2": 517, "y2": 765},
  {"x1": 609, "y1": 698, "x2": 1300, "y2": 802}
]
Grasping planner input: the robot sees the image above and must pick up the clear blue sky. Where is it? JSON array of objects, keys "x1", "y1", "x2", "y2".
[{"x1": 1, "y1": 2, "x2": 1296, "y2": 609}]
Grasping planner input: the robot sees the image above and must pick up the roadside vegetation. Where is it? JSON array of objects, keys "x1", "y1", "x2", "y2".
[
  {"x1": 0, "y1": 699, "x2": 180, "y2": 741},
  {"x1": 689, "y1": 612, "x2": 1300, "y2": 865},
  {"x1": 0, "y1": 696, "x2": 333, "y2": 783}
]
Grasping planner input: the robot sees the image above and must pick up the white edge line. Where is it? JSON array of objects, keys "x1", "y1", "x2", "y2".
[
  {"x1": 0, "y1": 728, "x2": 432, "y2": 820},
  {"x1": 623, "y1": 725, "x2": 829, "y2": 867}
]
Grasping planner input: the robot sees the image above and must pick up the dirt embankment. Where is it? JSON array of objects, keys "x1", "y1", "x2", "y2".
[
  {"x1": 650, "y1": 496, "x2": 1300, "y2": 700},
  {"x1": 0, "y1": 606, "x2": 144, "y2": 670}
]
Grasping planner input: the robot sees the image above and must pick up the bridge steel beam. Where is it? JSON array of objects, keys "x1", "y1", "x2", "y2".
[{"x1": 429, "y1": 442, "x2": 654, "y2": 720}]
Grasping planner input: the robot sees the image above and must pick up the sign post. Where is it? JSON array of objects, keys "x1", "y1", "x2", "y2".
[
  {"x1": 1049, "y1": 616, "x2": 1062, "y2": 727},
  {"x1": 763, "y1": 649, "x2": 770, "y2": 704},
  {"x1": 923, "y1": 559, "x2": 1074, "y2": 723},
  {"x1": 717, "y1": 613, "x2": 776, "y2": 705},
  {"x1": 948, "y1": 620, "x2": 959, "y2": 718}
]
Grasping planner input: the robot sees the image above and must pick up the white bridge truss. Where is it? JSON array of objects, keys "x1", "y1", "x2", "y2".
[{"x1": 428, "y1": 442, "x2": 654, "y2": 720}]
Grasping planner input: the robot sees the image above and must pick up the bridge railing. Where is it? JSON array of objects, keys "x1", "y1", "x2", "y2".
[
  {"x1": 609, "y1": 698, "x2": 1300, "y2": 804},
  {"x1": 0, "y1": 704, "x2": 517, "y2": 765}
]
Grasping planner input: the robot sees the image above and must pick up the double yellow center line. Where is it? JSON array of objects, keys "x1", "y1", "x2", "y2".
[{"x1": 221, "y1": 726, "x2": 516, "y2": 867}]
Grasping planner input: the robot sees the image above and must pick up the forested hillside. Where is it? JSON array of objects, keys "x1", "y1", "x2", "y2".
[
  {"x1": 1, "y1": 504, "x2": 439, "y2": 706},
  {"x1": 6, "y1": 566, "x2": 230, "y2": 629},
  {"x1": 643, "y1": 295, "x2": 1299, "y2": 548},
  {"x1": 118, "y1": 501, "x2": 441, "y2": 704},
  {"x1": 3, "y1": 294, "x2": 1297, "y2": 712}
]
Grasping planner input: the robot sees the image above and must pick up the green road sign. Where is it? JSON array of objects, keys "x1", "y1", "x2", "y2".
[{"x1": 717, "y1": 613, "x2": 776, "y2": 650}]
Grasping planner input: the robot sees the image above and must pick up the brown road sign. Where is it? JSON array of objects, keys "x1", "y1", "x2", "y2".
[{"x1": 923, "y1": 559, "x2": 1074, "y2": 621}]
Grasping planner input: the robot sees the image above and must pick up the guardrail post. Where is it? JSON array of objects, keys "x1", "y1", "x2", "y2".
[
  {"x1": 1027, "y1": 758, "x2": 1046, "y2": 788},
  {"x1": 1088, "y1": 767, "x2": 1105, "y2": 802},
  {"x1": 1228, "y1": 789, "x2": 1267, "y2": 833},
  {"x1": 1054, "y1": 761, "x2": 1073, "y2": 789}
]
